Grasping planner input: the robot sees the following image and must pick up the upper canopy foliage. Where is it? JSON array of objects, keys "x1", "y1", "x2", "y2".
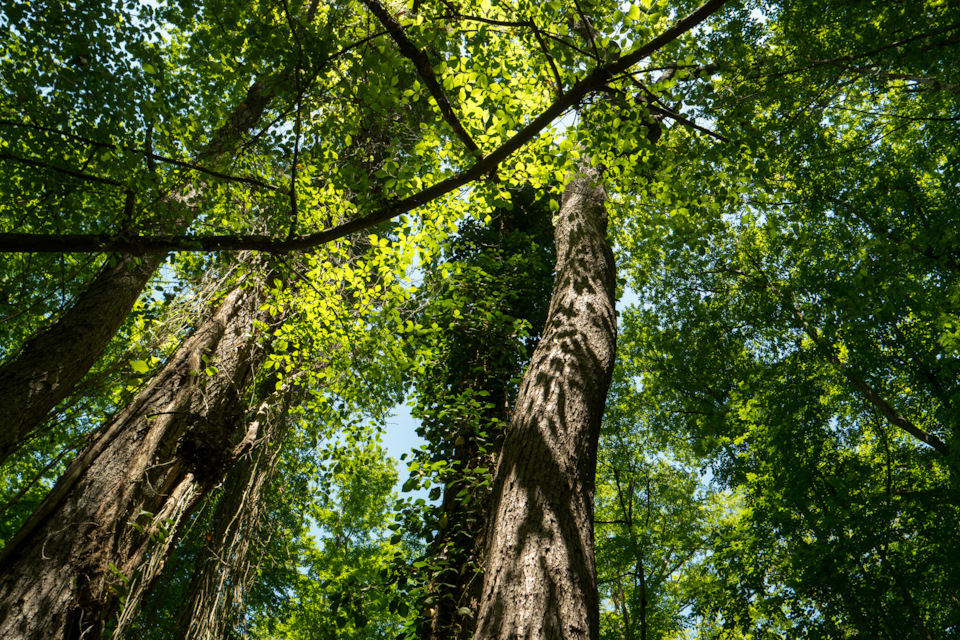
[{"x1": 1, "y1": 0, "x2": 958, "y2": 637}]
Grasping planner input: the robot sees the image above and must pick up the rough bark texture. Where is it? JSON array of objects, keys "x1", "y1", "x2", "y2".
[
  {"x1": 0, "y1": 78, "x2": 274, "y2": 464},
  {"x1": 166, "y1": 386, "x2": 295, "y2": 640},
  {"x1": 474, "y1": 167, "x2": 617, "y2": 640},
  {"x1": 0, "y1": 254, "x2": 160, "y2": 463},
  {"x1": 0, "y1": 283, "x2": 270, "y2": 639}
]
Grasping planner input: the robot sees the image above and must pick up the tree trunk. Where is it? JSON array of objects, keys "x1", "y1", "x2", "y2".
[
  {"x1": 474, "y1": 166, "x2": 617, "y2": 640},
  {"x1": 167, "y1": 384, "x2": 296, "y2": 640},
  {"x1": 0, "y1": 282, "x2": 271, "y2": 639},
  {"x1": 0, "y1": 78, "x2": 274, "y2": 464},
  {"x1": 0, "y1": 254, "x2": 160, "y2": 463}
]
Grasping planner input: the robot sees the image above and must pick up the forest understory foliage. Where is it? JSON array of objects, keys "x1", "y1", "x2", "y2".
[{"x1": 0, "y1": 0, "x2": 958, "y2": 638}]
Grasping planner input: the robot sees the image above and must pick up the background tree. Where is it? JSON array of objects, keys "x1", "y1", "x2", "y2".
[
  {"x1": 594, "y1": 355, "x2": 733, "y2": 640},
  {"x1": 250, "y1": 440, "x2": 404, "y2": 640},
  {"x1": 610, "y1": 0, "x2": 960, "y2": 636},
  {"x1": 3, "y1": 0, "x2": 959, "y2": 638}
]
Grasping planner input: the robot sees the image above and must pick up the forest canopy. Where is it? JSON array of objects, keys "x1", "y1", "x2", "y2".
[{"x1": 0, "y1": 0, "x2": 958, "y2": 638}]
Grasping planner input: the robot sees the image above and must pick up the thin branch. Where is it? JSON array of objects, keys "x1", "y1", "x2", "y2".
[
  {"x1": 455, "y1": 13, "x2": 595, "y2": 58},
  {"x1": 663, "y1": 25, "x2": 960, "y2": 90},
  {"x1": 731, "y1": 259, "x2": 950, "y2": 456},
  {"x1": 0, "y1": 445, "x2": 75, "y2": 518},
  {"x1": 362, "y1": 0, "x2": 483, "y2": 158},
  {"x1": 0, "y1": 152, "x2": 123, "y2": 187},
  {"x1": 282, "y1": 0, "x2": 305, "y2": 239},
  {"x1": 646, "y1": 103, "x2": 731, "y2": 142},
  {"x1": 825, "y1": 104, "x2": 960, "y2": 122},
  {"x1": 746, "y1": 24, "x2": 960, "y2": 85},
  {"x1": 529, "y1": 20, "x2": 565, "y2": 96},
  {"x1": 0, "y1": 119, "x2": 281, "y2": 191},
  {"x1": 825, "y1": 195, "x2": 960, "y2": 271},
  {"x1": 837, "y1": 64, "x2": 960, "y2": 94},
  {"x1": 571, "y1": 0, "x2": 602, "y2": 62}
]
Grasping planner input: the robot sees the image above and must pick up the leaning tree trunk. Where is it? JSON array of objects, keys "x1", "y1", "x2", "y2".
[
  {"x1": 0, "y1": 78, "x2": 274, "y2": 465},
  {"x1": 164, "y1": 383, "x2": 298, "y2": 640},
  {"x1": 0, "y1": 282, "x2": 273, "y2": 640},
  {"x1": 474, "y1": 167, "x2": 617, "y2": 640}
]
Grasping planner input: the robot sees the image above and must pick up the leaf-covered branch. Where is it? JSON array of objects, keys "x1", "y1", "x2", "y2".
[
  {"x1": 0, "y1": 0, "x2": 732, "y2": 255},
  {"x1": 362, "y1": 0, "x2": 483, "y2": 157}
]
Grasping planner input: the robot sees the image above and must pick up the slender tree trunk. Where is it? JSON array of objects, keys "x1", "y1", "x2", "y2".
[
  {"x1": 613, "y1": 571, "x2": 632, "y2": 640},
  {"x1": 0, "y1": 79, "x2": 274, "y2": 464},
  {"x1": 0, "y1": 282, "x2": 271, "y2": 639},
  {"x1": 474, "y1": 166, "x2": 617, "y2": 640},
  {"x1": 638, "y1": 559, "x2": 647, "y2": 640}
]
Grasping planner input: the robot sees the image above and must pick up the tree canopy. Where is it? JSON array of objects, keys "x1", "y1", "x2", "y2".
[{"x1": 0, "y1": 0, "x2": 958, "y2": 638}]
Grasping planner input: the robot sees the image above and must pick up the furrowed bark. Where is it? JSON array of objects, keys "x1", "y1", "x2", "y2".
[
  {"x1": 474, "y1": 166, "x2": 617, "y2": 640},
  {"x1": 0, "y1": 283, "x2": 270, "y2": 640},
  {"x1": 0, "y1": 79, "x2": 275, "y2": 465}
]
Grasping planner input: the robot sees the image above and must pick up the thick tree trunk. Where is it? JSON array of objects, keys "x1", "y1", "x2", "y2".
[
  {"x1": 474, "y1": 167, "x2": 617, "y2": 640},
  {"x1": 0, "y1": 79, "x2": 274, "y2": 464},
  {"x1": 0, "y1": 282, "x2": 270, "y2": 639}
]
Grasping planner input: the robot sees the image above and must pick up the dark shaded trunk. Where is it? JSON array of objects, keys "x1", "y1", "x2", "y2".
[
  {"x1": 0, "y1": 283, "x2": 271, "y2": 639},
  {"x1": 638, "y1": 560, "x2": 647, "y2": 640},
  {"x1": 0, "y1": 254, "x2": 160, "y2": 463},
  {"x1": 421, "y1": 417, "x2": 500, "y2": 640},
  {"x1": 169, "y1": 385, "x2": 295, "y2": 640},
  {"x1": 474, "y1": 167, "x2": 617, "y2": 640},
  {"x1": 411, "y1": 189, "x2": 555, "y2": 640},
  {"x1": 0, "y1": 78, "x2": 275, "y2": 465}
]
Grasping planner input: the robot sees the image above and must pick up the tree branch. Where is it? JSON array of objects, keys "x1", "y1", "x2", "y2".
[
  {"x1": 837, "y1": 64, "x2": 960, "y2": 93},
  {"x1": 825, "y1": 195, "x2": 960, "y2": 271},
  {"x1": 0, "y1": 119, "x2": 281, "y2": 191},
  {"x1": 282, "y1": 0, "x2": 306, "y2": 238},
  {"x1": 0, "y1": 152, "x2": 123, "y2": 187},
  {"x1": 529, "y1": 20, "x2": 565, "y2": 96},
  {"x1": 0, "y1": 0, "x2": 732, "y2": 255},
  {"x1": 735, "y1": 260, "x2": 951, "y2": 456},
  {"x1": 646, "y1": 103, "x2": 731, "y2": 142},
  {"x1": 361, "y1": 0, "x2": 483, "y2": 158}
]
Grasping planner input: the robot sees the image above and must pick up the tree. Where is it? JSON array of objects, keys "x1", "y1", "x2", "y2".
[
  {"x1": 0, "y1": 273, "x2": 275, "y2": 638},
  {"x1": 473, "y1": 164, "x2": 617, "y2": 640},
  {"x1": 0, "y1": 1, "x2": 282, "y2": 463},
  {"x1": 4, "y1": 0, "x2": 958, "y2": 638},
  {"x1": 254, "y1": 440, "x2": 404, "y2": 640},
  {"x1": 609, "y1": 0, "x2": 960, "y2": 635},
  {"x1": 593, "y1": 352, "x2": 732, "y2": 640},
  {"x1": 389, "y1": 184, "x2": 555, "y2": 640}
]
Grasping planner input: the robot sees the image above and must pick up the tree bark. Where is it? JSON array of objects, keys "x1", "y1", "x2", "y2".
[
  {"x1": 0, "y1": 282, "x2": 271, "y2": 639},
  {"x1": 474, "y1": 166, "x2": 617, "y2": 640},
  {"x1": 0, "y1": 78, "x2": 275, "y2": 465},
  {"x1": 167, "y1": 383, "x2": 296, "y2": 640}
]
